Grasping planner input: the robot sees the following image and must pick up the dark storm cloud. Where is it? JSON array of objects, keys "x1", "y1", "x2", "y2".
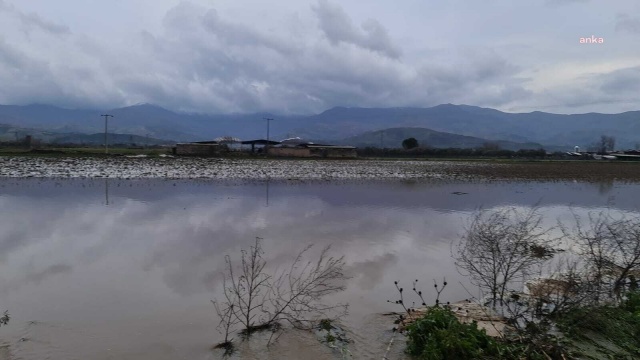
[
  {"x1": 88, "y1": 0, "x2": 525, "y2": 114},
  {"x1": 24, "y1": 264, "x2": 73, "y2": 285},
  {"x1": 312, "y1": 0, "x2": 401, "y2": 59},
  {"x1": 616, "y1": 14, "x2": 640, "y2": 34},
  {"x1": 16, "y1": 10, "x2": 70, "y2": 35},
  {"x1": 524, "y1": 65, "x2": 640, "y2": 111},
  {"x1": 0, "y1": 0, "x2": 70, "y2": 35},
  {"x1": 598, "y1": 66, "x2": 640, "y2": 94},
  {"x1": 0, "y1": 0, "x2": 638, "y2": 114}
]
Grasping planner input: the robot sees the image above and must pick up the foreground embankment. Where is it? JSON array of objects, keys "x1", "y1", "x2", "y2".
[{"x1": 1, "y1": 156, "x2": 640, "y2": 181}]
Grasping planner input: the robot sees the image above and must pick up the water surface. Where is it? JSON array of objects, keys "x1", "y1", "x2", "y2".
[{"x1": 0, "y1": 179, "x2": 636, "y2": 359}]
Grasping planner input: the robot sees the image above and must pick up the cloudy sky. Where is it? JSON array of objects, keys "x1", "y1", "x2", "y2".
[{"x1": 0, "y1": 0, "x2": 639, "y2": 114}]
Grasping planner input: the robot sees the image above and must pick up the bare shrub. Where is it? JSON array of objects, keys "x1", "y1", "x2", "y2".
[
  {"x1": 221, "y1": 237, "x2": 271, "y2": 335},
  {"x1": 213, "y1": 237, "x2": 348, "y2": 348},
  {"x1": 525, "y1": 257, "x2": 596, "y2": 316},
  {"x1": 0, "y1": 311, "x2": 8, "y2": 327},
  {"x1": 455, "y1": 207, "x2": 558, "y2": 306},
  {"x1": 565, "y1": 211, "x2": 640, "y2": 302},
  {"x1": 265, "y1": 245, "x2": 348, "y2": 330},
  {"x1": 212, "y1": 299, "x2": 238, "y2": 354}
]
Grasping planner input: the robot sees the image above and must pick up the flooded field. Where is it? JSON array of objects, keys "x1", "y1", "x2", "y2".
[
  {"x1": 2, "y1": 157, "x2": 640, "y2": 181},
  {"x1": 0, "y1": 177, "x2": 638, "y2": 359}
]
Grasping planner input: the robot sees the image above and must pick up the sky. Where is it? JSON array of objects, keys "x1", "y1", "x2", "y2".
[{"x1": 0, "y1": 0, "x2": 639, "y2": 115}]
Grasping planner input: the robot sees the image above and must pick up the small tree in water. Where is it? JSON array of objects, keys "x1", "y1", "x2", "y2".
[
  {"x1": 455, "y1": 207, "x2": 557, "y2": 306},
  {"x1": 0, "y1": 311, "x2": 8, "y2": 327},
  {"x1": 213, "y1": 237, "x2": 348, "y2": 350},
  {"x1": 564, "y1": 210, "x2": 640, "y2": 303}
]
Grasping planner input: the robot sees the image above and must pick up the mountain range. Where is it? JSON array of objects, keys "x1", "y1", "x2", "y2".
[
  {"x1": 1, "y1": 103, "x2": 638, "y2": 150},
  {"x1": 337, "y1": 127, "x2": 548, "y2": 151}
]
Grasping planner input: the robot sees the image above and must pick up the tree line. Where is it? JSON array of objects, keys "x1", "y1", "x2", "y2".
[{"x1": 357, "y1": 146, "x2": 548, "y2": 159}]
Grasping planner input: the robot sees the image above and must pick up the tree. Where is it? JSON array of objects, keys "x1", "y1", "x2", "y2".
[
  {"x1": 402, "y1": 137, "x2": 419, "y2": 149},
  {"x1": 455, "y1": 207, "x2": 557, "y2": 305},
  {"x1": 481, "y1": 141, "x2": 501, "y2": 151},
  {"x1": 598, "y1": 135, "x2": 615, "y2": 154}
]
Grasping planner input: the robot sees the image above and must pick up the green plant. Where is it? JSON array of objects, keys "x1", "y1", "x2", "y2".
[
  {"x1": 319, "y1": 319, "x2": 332, "y2": 331},
  {"x1": 623, "y1": 290, "x2": 640, "y2": 315},
  {"x1": 404, "y1": 306, "x2": 500, "y2": 360},
  {"x1": 325, "y1": 332, "x2": 336, "y2": 343}
]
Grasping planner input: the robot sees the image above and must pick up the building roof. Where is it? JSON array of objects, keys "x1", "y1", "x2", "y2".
[
  {"x1": 241, "y1": 139, "x2": 281, "y2": 145},
  {"x1": 191, "y1": 141, "x2": 218, "y2": 144},
  {"x1": 176, "y1": 142, "x2": 219, "y2": 146},
  {"x1": 214, "y1": 136, "x2": 242, "y2": 143}
]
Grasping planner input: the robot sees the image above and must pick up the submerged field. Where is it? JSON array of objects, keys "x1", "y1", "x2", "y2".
[
  {"x1": 0, "y1": 156, "x2": 639, "y2": 181},
  {"x1": 0, "y1": 176, "x2": 639, "y2": 359}
]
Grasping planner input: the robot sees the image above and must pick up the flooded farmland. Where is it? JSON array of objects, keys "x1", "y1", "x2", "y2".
[{"x1": 0, "y1": 167, "x2": 639, "y2": 359}]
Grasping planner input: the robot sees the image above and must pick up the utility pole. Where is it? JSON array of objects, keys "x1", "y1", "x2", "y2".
[
  {"x1": 263, "y1": 117, "x2": 273, "y2": 154},
  {"x1": 101, "y1": 114, "x2": 114, "y2": 154},
  {"x1": 380, "y1": 130, "x2": 384, "y2": 149}
]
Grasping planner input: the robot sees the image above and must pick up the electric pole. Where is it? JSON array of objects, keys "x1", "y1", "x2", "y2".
[
  {"x1": 101, "y1": 114, "x2": 114, "y2": 154},
  {"x1": 263, "y1": 117, "x2": 273, "y2": 154}
]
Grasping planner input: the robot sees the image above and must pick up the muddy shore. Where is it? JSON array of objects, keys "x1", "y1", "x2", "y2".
[{"x1": 1, "y1": 157, "x2": 639, "y2": 182}]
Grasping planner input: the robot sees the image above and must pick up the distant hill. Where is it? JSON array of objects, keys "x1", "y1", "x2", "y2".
[
  {"x1": 0, "y1": 123, "x2": 64, "y2": 143},
  {"x1": 0, "y1": 123, "x2": 174, "y2": 146},
  {"x1": 337, "y1": 127, "x2": 547, "y2": 151},
  {"x1": 0, "y1": 104, "x2": 304, "y2": 142},
  {"x1": 1, "y1": 103, "x2": 639, "y2": 150},
  {"x1": 295, "y1": 105, "x2": 640, "y2": 150}
]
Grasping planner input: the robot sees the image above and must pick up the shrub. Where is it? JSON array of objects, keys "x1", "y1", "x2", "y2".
[
  {"x1": 623, "y1": 290, "x2": 640, "y2": 315},
  {"x1": 404, "y1": 306, "x2": 500, "y2": 360}
]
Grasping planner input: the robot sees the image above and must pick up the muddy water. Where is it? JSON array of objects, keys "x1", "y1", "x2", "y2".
[{"x1": 0, "y1": 179, "x2": 636, "y2": 359}]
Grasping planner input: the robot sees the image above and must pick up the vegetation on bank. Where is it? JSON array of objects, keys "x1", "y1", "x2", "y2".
[
  {"x1": 400, "y1": 298, "x2": 640, "y2": 360},
  {"x1": 389, "y1": 208, "x2": 640, "y2": 360}
]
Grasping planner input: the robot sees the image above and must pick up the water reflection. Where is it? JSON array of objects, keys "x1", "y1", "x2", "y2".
[
  {"x1": 105, "y1": 178, "x2": 109, "y2": 206},
  {"x1": 0, "y1": 179, "x2": 637, "y2": 359}
]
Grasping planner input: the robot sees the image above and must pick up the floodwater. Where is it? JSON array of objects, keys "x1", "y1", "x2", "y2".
[{"x1": 0, "y1": 178, "x2": 637, "y2": 359}]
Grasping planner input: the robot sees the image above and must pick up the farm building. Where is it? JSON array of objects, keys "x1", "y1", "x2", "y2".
[
  {"x1": 241, "y1": 139, "x2": 281, "y2": 153},
  {"x1": 267, "y1": 144, "x2": 357, "y2": 158}
]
